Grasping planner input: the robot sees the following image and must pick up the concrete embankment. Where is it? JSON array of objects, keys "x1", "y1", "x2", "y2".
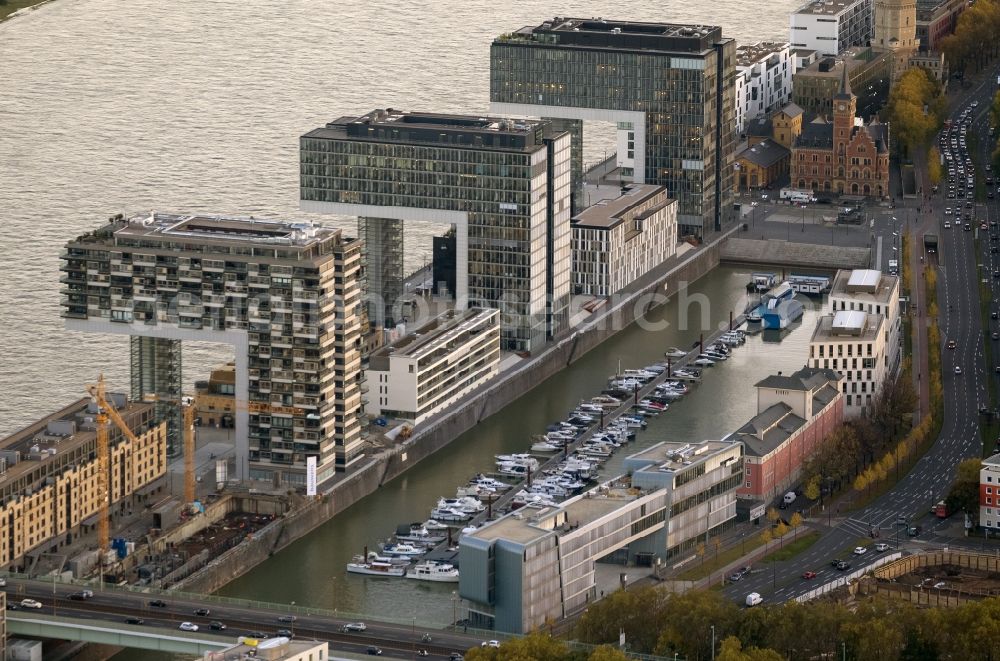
[
  {"x1": 175, "y1": 228, "x2": 734, "y2": 594},
  {"x1": 720, "y1": 237, "x2": 870, "y2": 270}
]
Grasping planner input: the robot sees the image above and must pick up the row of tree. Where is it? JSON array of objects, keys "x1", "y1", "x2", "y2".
[
  {"x1": 887, "y1": 68, "x2": 946, "y2": 158},
  {"x1": 940, "y1": 0, "x2": 1000, "y2": 75}
]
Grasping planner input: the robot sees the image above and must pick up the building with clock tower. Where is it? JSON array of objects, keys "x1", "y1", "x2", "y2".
[{"x1": 791, "y1": 63, "x2": 890, "y2": 198}]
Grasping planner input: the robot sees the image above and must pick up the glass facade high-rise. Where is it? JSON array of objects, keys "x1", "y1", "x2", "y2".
[
  {"x1": 489, "y1": 17, "x2": 737, "y2": 238},
  {"x1": 300, "y1": 110, "x2": 572, "y2": 353}
]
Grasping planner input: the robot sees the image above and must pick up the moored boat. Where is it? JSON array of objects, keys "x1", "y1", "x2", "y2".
[{"x1": 406, "y1": 561, "x2": 460, "y2": 583}]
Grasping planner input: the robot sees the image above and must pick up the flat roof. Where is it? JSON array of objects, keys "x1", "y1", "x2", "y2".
[
  {"x1": 812, "y1": 311, "x2": 883, "y2": 341},
  {"x1": 832, "y1": 309, "x2": 867, "y2": 331},
  {"x1": 370, "y1": 308, "x2": 498, "y2": 363},
  {"x1": 468, "y1": 478, "x2": 643, "y2": 546},
  {"x1": 831, "y1": 268, "x2": 898, "y2": 303},
  {"x1": 736, "y1": 42, "x2": 789, "y2": 66},
  {"x1": 105, "y1": 212, "x2": 341, "y2": 249},
  {"x1": 795, "y1": 48, "x2": 886, "y2": 79},
  {"x1": 303, "y1": 109, "x2": 553, "y2": 153},
  {"x1": 502, "y1": 17, "x2": 725, "y2": 54},
  {"x1": 571, "y1": 185, "x2": 668, "y2": 229},
  {"x1": 628, "y1": 440, "x2": 735, "y2": 473},
  {"x1": 793, "y1": 0, "x2": 868, "y2": 17},
  {"x1": 0, "y1": 397, "x2": 154, "y2": 487}
]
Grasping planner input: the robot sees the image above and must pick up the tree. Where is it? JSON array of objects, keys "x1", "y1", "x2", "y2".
[
  {"x1": 654, "y1": 590, "x2": 740, "y2": 660},
  {"x1": 717, "y1": 636, "x2": 784, "y2": 661},
  {"x1": 927, "y1": 147, "x2": 943, "y2": 186},
  {"x1": 803, "y1": 475, "x2": 821, "y2": 501},
  {"x1": 854, "y1": 471, "x2": 869, "y2": 493},
  {"x1": 464, "y1": 632, "x2": 570, "y2": 661},
  {"x1": 789, "y1": 512, "x2": 804, "y2": 537},
  {"x1": 587, "y1": 646, "x2": 630, "y2": 661},
  {"x1": 946, "y1": 457, "x2": 982, "y2": 516},
  {"x1": 867, "y1": 370, "x2": 917, "y2": 446},
  {"x1": 575, "y1": 586, "x2": 670, "y2": 653}
]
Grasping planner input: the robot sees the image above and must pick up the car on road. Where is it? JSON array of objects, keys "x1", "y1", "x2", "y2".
[
  {"x1": 449, "y1": 655, "x2": 465, "y2": 661},
  {"x1": 19, "y1": 599, "x2": 42, "y2": 609},
  {"x1": 68, "y1": 592, "x2": 91, "y2": 601},
  {"x1": 193, "y1": 608, "x2": 210, "y2": 616},
  {"x1": 150, "y1": 599, "x2": 167, "y2": 608},
  {"x1": 965, "y1": 223, "x2": 972, "y2": 231},
  {"x1": 875, "y1": 543, "x2": 890, "y2": 552},
  {"x1": 0, "y1": 578, "x2": 6, "y2": 587},
  {"x1": 5, "y1": 603, "x2": 17, "y2": 611},
  {"x1": 209, "y1": 621, "x2": 227, "y2": 631},
  {"x1": 245, "y1": 631, "x2": 267, "y2": 639},
  {"x1": 276, "y1": 629, "x2": 294, "y2": 638},
  {"x1": 955, "y1": 366, "x2": 963, "y2": 374},
  {"x1": 993, "y1": 311, "x2": 999, "y2": 320},
  {"x1": 482, "y1": 640, "x2": 501, "y2": 648},
  {"x1": 934, "y1": 581, "x2": 947, "y2": 589},
  {"x1": 277, "y1": 615, "x2": 297, "y2": 623},
  {"x1": 343, "y1": 622, "x2": 367, "y2": 632},
  {"x1": 947, "y1": 339, "x2": 957, "y2": 349},
  {"x1": 944, "y1": 221, "x2": 951, "y2": 228},
  {"x1": 728, "y1": 571, "x2": 743, "y2": 582},
  {"x1": 833, "y1": 560, "x2": 851, "y2": 571},
  {"x1": 178, "y1": 622, "x2": 199, "y2": 632},
  {"x1": 908, "y1": 525, "x2": 922, "y2": 537},
  {"x1": 802, "y1": 571, "x2": 818, "y2": 579},
  {"x1": 366, "y1": 647, "x2": 383, "y2": 656},
  {"x1": 853, "y1": 546, "x2": 868, "y2": 555},
  {"x1": 125, "y1": 617, "x2": 145, "y2": 625}
]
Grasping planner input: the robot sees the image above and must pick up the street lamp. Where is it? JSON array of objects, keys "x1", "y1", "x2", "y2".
[
  {"x1": 451, "y1": 590, "x2": 458, "y2": 628},
  {"x1": 711, "y1": 625, "x2": 716, "y2": 661}
]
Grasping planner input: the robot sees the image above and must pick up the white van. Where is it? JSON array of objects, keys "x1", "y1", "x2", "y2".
[
  {"x1": 783, "y1": 491, "x2": 797, "y2": 505},
  {"x1": 746, "y1": 592, "x2": 763, "y2": 607},
  {"x1": 888, "y1": 259, "x2": 898, "y2": 275}
]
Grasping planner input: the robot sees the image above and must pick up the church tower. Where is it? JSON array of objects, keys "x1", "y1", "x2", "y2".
[{"x1": 873, "y1": 0, "x2": 919, "y2": 82}]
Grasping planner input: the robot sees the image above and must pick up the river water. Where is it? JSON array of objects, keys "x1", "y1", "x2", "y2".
[{"x1": 0, "y1": 1, "x2": 805, "y2": 658}]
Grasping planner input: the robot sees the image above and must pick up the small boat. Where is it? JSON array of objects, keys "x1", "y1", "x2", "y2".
[
  {"x1": 591, "y1": 395, "x2": 622, "y2": 407},
  {"x1": 423, "y1": 519, "x2": 450, "y2": 530},
  {"x1": 664, "y1": 347, "x2": 687, "y2": 358},
  {"x1": 577, "y1": 403, "x2": 605, "y2": 414},
  {"x1": 700, "y1": 351, "x2": 727, "y2": 361},
  {"x1": 347, "y1": 557, "x2": 407, "y2": 577},
  {"x1": 693, "y1": 357, "x2": 715, "y2": 367},
  {"x1": 397, "y1": 527, "x2": 447, "y2": 545},
  {"x1": 531, "y1": 441, "x2": 562, "y2": 452},
  {"x1": 379, "y1": 542, "x2": 428, "y2": 558},
  {"x1": 406, "y1": 561, "x2": 460, "y2": 583},
  {"x1": 469, "y1": 474, "x2": 512, "y2": 491}
]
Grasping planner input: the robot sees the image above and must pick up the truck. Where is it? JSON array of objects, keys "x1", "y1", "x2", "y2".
[
  {"x1": 780, "y1": 188, "x2": 817, "y2": 203},
  {"x1": 924, "y1": 233, "x2": 938, "y2": 254},
  {"x1": 933, "y1": 500, "x2": 949, "y2": 518}
]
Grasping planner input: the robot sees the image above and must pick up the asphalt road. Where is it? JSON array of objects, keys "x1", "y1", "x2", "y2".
[
  {"x1": 4, "y1": 577, "x2": 483, "y2": 660},
  {"x1": 721, "y1": 65, "x2": 1000, "y2": 607}
]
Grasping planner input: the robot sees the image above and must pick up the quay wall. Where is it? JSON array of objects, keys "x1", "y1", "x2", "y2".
[{"x1": 174, "y1": 230, "x2": 731, "y2": 594}]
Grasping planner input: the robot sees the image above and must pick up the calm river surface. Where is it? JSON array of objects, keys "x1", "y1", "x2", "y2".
[{"x1": 0, "y1": 1, "x2": 803, "y2": 658}]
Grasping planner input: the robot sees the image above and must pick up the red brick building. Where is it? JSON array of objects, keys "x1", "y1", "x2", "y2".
[
  {"x1": 791, "y1": 64, "x2": 891, "y2": 198},
  {"x1": 732, "y1": 367, "x2": 844, "y2": 501}
]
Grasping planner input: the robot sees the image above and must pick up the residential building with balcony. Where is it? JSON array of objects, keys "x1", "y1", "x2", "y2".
[
  {"x1": 61, "y1": 212, "x2": 363, "y2": 484},
  {"x1": 829, "y1": 268, "x2": 901, "y2": 372},
  {"x1": 367, "y1": 308, "x2": 501, "y2": 425},
  {"x1": 809, "y1": 308, "x2": 888, "y2": 416},
  {"x1": 735, "y1": 42, "x2": 794, "y2": 135},
  {"x1": 570, "y1": 185, "x2": 677, "y2": 297},
  {"x1": 790, "y1": 0, "x2": 874, "y2": 57},
  {"x1": 0, "y1": 397, "x2": 166, "y2": 569}
]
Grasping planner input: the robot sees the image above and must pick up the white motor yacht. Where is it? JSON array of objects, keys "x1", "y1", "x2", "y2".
[
  {"x1": 693, "y1": 357, "x2": 715, "y2": 367},
  {"x1": 406, "y1": 561, "x2": 460, "y2": 583},
  {"x1": 377, "y1": 542, "x2": 428, "y2": 558},
  {"x1": 531, "y1": 440, "x2": 561, "y2": 452},
  {"x1": 429, "y1": 507, "x2": 472, "y2": 522},
  {"x1": 423, "y1": 519, "x2": 450, "y2": 531},
  {"x1": 346, "y1": 557, "x2": 407, "y2": 577},
  {"x1": 664, "y1": 347, "x2": 687, "y2": 358}
]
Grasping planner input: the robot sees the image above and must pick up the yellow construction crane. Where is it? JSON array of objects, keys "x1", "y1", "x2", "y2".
[
  {"x1": 141, "y1": 393, "x2": 197, "y2": 507},
  {"x1": 85, "y1": 375, "x2": 139, "y2": 555}
]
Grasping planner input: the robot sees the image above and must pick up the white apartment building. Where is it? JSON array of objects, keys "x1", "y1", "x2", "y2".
[
  {"x1": 790, "y1": 0, "x2": 875, "y2": 57},
  {"x1": 829, "y1": 269, "x2": 901, "y2": 373},
  {"x1": 367, "y1": 308, "x2": 501, "y2": 425},
  {"x1": 809, "y1": 311, "x2": 886, "y2": 415},
  {"x1": 571, "y1": 185, "x2": 677, "y2": 297},
  {"x1": 735, "y1": 42, "x2": 794, "y2": 135},
  {"x1": 980, "y1": 453, "x2": 1000, "y2": 530}
]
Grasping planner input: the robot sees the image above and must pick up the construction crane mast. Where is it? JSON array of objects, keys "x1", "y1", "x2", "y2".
[{"x1": 85, "y1": 375, "x2": 139, "y2": 555}]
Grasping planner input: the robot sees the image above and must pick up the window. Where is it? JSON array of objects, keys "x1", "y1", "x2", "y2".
[{"x1": 746, "y1": 481, "x2": 752, "y2": 488}]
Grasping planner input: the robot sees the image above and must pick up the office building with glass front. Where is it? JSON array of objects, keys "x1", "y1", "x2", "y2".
[
  {"x1": 300, "y1": 110, "x2": 572, "y2": 353},
  {"x1": 490, "y1": 17, "x2": 737, "y2": 238}
]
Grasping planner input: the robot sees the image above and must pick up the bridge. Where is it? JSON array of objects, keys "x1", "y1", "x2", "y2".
[{"x1": 3, "y1": 576, "x2": 487, "y2": 658}]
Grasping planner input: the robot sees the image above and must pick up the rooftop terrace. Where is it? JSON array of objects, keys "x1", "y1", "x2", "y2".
[
  {"x1": 369, "y1": 308, "x2": 499, "y2": 369},
  {"x1": 571, "y1": 184, "x2": 668, "y2": 229},
  {"x1": 499, "y1": 17, "x2": 725, "y2": 54}
]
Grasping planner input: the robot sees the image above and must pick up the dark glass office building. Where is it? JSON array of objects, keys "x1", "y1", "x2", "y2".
[
  {"x1": 491, "y1": 17, "x2": 737, "y2": 238},
  {"x1": 300, "y1": 110, "x2": 572, "y2": 353}
]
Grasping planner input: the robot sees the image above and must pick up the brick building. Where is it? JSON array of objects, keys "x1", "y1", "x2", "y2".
[
  {"x1": 791, "y1": 64, "x2": 890, "y2": 198},
  {"x1": 731, "y1": 367, "x2": 844, "y2": 501}
]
